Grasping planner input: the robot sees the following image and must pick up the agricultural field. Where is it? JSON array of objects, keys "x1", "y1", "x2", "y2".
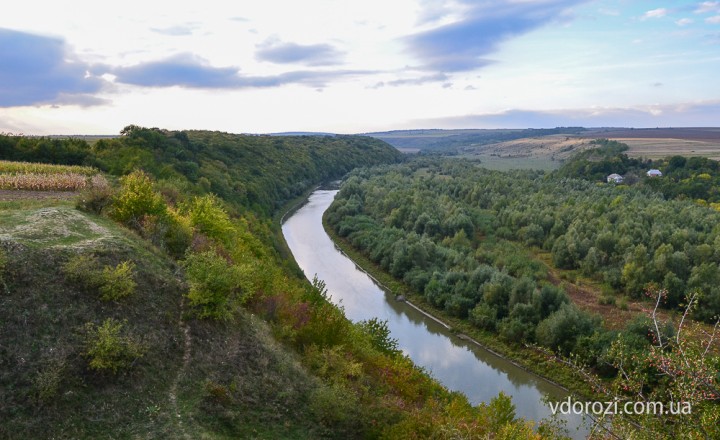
[
  {"x1": 457, "y1": 134, "x2": 595, "y2": 170},
  {"x1": 0, "y1": 160, "x2": 99, "y2": 191},
  {"x1": 0, "y1": 160, "x2": 97, "y2": 175},
  {"x1": 580, "y1": 127, "x2": 720, "y2": 160}
]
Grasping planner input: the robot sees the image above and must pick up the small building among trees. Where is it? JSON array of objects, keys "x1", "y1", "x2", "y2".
[
  {"x1": 646, "y1": 169, "x2": 663, "y2": 177},
  {"x1": 607, "y1": 173, "x2": 624, "y2": 183}
]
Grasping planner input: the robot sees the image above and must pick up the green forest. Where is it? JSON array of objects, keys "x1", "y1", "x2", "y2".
[{"x1": 326, "y1": 150, "x2": 720, "y2": 438}]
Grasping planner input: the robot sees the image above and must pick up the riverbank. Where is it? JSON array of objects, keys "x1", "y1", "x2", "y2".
[{"x1": 322, "y1": 209, "x2": 598, "y2": 401}]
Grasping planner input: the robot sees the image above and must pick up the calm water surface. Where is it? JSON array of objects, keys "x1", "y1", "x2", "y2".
[{"x1": 282, "y1": 189, "x2": 590, "y2": 438}]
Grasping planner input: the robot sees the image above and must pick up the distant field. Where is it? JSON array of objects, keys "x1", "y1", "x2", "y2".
[
  {"x1": 456, "y1": 128, "x2": 720, "y2": 169},
  {"x1": 579, "y1": 127, "x2": 720, "y2": 160},
  {"x1": 458, "y1": 134, "x2": 595, "y2": 170}
]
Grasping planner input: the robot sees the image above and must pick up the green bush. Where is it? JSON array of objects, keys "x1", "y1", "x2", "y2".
[
  {"x1": 83, "y1": 318, "x2": 146, "y2": 374},
  {"x1": 184, "y1": 250, "x2": 244, "y2": 320},
  {"x1": 63, "y1": 254, "x2": 102, "y2": 290},
  {"x1": 356, "y1": 318, "x2": 400, "y2": 356},
  {"x1": 109, "y1": 170, "x2": 166, "y2": 227},
  {"x1": 99, "y1": 261, "x2": 137, "y2": 301},
  {"x1": 180, "y1": 195, "x2": 234, "y2": 243},
  {"x1": 535, "y1": 303, "x2": 600, "y2": 355},
  {"x1": 64, "y1": 255, "x2": 136, "y2": 301}
]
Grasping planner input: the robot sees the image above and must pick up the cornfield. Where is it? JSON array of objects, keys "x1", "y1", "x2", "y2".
[
  {"x1": 0, "y1": 160, "x2": 97, "y2": 176},
  {"x1": 0, "y1": 173, "x2": 89, "y2": 191}
]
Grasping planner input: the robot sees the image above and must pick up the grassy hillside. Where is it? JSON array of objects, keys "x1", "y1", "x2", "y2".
[{"x1": 0, "y1": 201, "x2": 361, "y2": 438}]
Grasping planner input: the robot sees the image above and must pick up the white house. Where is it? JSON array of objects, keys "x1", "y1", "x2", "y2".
[
  {"x1": 647, "y1": 169, "x2": 663, "y2": 177},
  {"x1": 607, "y1": 173, "x2": 624, "y2": 183}
]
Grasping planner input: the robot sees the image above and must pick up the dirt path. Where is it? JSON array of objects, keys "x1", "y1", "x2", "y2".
[
  {"x1": 168, "y1": 296, "x2": 193, "y2": 439},
  {"x1": 0, "y1": 189, "x2": 78, "y2": 201},
  {"x1": 544, "y1": 269, "x2": 654, "y2": 330}
]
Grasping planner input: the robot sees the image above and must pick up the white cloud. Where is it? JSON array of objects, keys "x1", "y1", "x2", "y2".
[
  {"x1": 642, "y1": 8, "x2": 668, "y2": 20},
  {"x1": 706, "y1": 15, "x2": 720, "y2": 23},
  {"x1": 675, "y1": 18, "x2": 694, "y2": 26},
  {"x1": 694, "y1": 1, "x2": 720, "y2": 14}
]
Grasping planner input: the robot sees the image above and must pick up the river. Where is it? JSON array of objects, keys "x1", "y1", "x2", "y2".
[{"x1": 282, "y1": 189, "x2": 591, "y2": 438}]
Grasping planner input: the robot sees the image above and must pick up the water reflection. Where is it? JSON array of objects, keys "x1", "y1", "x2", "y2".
[{"x1": 283, "y1": 190, "x2": 590, "y2": 438}]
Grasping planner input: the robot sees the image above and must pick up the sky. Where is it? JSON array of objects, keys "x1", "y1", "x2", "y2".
[{"x1": 1, "y1": 0, "x2": 719, "y2": 135}]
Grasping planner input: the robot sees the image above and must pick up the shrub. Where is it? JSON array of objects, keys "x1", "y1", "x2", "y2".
[
  {"x1": 83, "y1": 318, "x2": 146, "y2": 374},
  {"x1": 469, "y1": 303, "x2": 498, "y2": 331},
  {"x1": 99, "y1": 261, "x2": 136, "y2": 301},
  {"x1": 109, "y1": 170, "x2": 166, "y2": 227},
  {"x1": 63, "y1": 254, "x2": 102, "y2": 290},
  {"x1": 33, "y1": 356, "x2": 66, "y2": 403},
  {"x1": 76, "y1": 174, "x2": 114, "y2": 214},
  {"x1": 184, "y1": 250, "x2": 244, "y2": 320},
  {"x1": 309, "y1": 383, "x2": 358, "y2": 431},
  {"x1": 162, "y1": 209, "x2": 193, "y2": 258},
  {"x1": 598, "y1": 295, "x2": 616, "y2": 306},
  {"x1": 356, "y1": 318, "x2": 400, "y2": 356},
  {"x1": 535, "y1": 303, "x2": 600, "y2": 355},
  {"x1": 64, "y1": 255, "x2": 136, "y2": 301},
  {"x1": 180, "y1": 194, "x2": 234, "y2": 243},
  {"x1": 0, "y1": 247, "x2": 7, "y2": 286}
]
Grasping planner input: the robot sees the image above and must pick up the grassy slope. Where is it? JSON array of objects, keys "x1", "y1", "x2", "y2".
[{"x1": 0, "y1": 200, "x2": 343, "y2": 439}]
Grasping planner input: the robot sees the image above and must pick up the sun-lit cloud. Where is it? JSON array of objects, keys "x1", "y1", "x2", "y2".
[
  {"x1": 707, "y1": 15, "x2": 720, "y2": 23},
  {"x1": 0, "y1": 28, "x2": 106, "y2": 107},
  {"x1": 404, "y1": 0, "x2": 587, "y2": 73},
  {"x1": 676, "y1": 18, "x2": 694, "y2": 26},
  {"x1": 255, "y1": 39, "x2": 345, "y2": 66}
]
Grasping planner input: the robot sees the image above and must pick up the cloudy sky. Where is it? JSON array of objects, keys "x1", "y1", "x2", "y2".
[{"x1": 1, "y1": 0, "x2": 719, "y2": 134}]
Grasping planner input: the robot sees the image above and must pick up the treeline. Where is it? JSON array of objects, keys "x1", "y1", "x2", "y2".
[
  {"x1": 558, "y1": 138, "x2": 720, "y2": 204},
  {"x1": 0, "y1": 135, "x2": 91, "y2": 165},
  {"x1": 0, "y1": 126, "x2": 403, "y2": 215}
]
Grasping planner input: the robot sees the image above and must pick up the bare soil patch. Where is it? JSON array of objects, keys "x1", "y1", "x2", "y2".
[{"x1": 0, "y1": 189, "x2": 78, "y2": 201}]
